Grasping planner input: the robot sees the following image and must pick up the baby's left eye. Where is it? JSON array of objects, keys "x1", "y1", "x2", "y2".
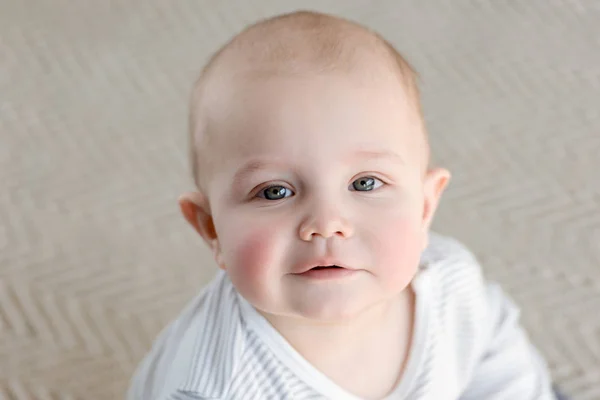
[{"x1": 350, "y1": 177, "x2": 383, "y2": 191}]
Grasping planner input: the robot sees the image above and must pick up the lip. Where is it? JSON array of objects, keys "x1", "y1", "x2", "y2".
[
  {"x1": 295, "y1": 267, "x2": 358, "y2": 280},
  {"x1": 292, "y1": 257, "x2": 357, "y2": 275}
]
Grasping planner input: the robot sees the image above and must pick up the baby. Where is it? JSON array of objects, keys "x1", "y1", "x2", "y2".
[{"x1": 127, "y1": 11, "x2": 558, "y2": 400}]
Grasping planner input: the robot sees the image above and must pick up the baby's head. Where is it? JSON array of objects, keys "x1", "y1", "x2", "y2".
[{"x1": 180, "y1": 11, "x2": 450, "y2": 323}]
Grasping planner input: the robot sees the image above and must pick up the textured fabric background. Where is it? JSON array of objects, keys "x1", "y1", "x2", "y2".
[{"x1": 1, "y1": 1, "x2": 599, "y2": 399}]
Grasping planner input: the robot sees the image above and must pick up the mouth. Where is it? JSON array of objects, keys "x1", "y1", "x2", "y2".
[
  {"x1": 294, "y1": 264, "x2": 350, "y2": 275},
  {"x1": 310, "y1": 265, "x2": 344, "y2": 271},
  {"x1": 295, "y1": 264, "x2": 356, "y2": 280},
  {"x1": 292, "y1": 257, "x2": 356, "y2": 276}
]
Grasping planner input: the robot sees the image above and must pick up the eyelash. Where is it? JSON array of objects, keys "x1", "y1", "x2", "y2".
[{"x1": 254, "y1": 176, "x2": 386, "y2": 200}]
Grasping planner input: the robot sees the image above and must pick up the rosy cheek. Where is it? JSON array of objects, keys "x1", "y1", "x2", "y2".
[
  {"x1": 235, "y1": 231, "x2": 273, "y2": 277},
  {"x1": 375, "y1": 217, "x2": 423, "y2": 288},
  {"x1": 224, "y1": 228, "x2": 280, "y2": 303}
]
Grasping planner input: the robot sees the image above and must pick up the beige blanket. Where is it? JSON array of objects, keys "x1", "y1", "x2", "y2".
[{"x1": 1, "y1": 1, "x2": 598, "y2": 398}]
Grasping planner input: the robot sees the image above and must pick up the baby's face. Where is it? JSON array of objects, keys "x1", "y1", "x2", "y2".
[{"x1": 202, "y1": 70, "x2": 431, "y2": 322}]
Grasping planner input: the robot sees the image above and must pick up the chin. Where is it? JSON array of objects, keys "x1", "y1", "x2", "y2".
[{"x1": 292, "y1": 299, "x2": 374, "y2": 323}]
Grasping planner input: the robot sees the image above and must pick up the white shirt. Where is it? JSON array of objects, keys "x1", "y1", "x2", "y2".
[{"x1": 127, "y1": 233, "x2": 556, "y2": 399}]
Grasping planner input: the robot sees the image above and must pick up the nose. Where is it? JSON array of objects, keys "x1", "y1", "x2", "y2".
[{"x1": 298, "y1": 204, "x2": 354, "y2": 241}]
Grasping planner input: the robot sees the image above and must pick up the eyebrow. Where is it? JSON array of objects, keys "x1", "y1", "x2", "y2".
[
  {"x1": 349, "y1": 149, "x2": 405, "y2": 165},
  {"x1": 231, "y1": 149, "x2": 404, "y2": 186},
  {"x1": 232, "y1": 159, "x2": 287, "y2": 187}
]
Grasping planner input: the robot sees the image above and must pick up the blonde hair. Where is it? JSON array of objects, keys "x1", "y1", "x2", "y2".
[{"x1": 189, "y1": 11, "x2": 427, "y2": 191}]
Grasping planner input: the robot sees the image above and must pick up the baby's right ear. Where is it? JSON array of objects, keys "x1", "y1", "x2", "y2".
[{"x1": 178, "y1": 192, "x2": 217, "y2": 245}]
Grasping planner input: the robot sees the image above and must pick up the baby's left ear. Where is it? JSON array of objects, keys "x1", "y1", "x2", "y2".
[{"x1": 421, "y1": 167, "x2": 451, "y2": 234}]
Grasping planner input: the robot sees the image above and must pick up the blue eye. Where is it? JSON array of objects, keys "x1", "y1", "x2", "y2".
[
  {"x1": 351, "y1": 177, "x2": 383, "y2": 191},
  {"x1": 256, "y1": 178, "x2": 382, "y2": 200},
  {"x1": 258, "y1": 185, "x2": 294, "y2": 200}
]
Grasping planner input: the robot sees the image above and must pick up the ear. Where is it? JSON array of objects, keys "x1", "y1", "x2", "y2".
[
  {"x1": 420, "y1": 167, "x2": 451, "y2": 247},
  {"x1": 178, "y1": 192, "x2": 225, "y2": 269}
]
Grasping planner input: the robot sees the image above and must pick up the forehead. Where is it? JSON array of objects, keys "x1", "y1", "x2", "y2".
[{"x1": 206, "y1": 71, "x2": 423, "y2": 168}]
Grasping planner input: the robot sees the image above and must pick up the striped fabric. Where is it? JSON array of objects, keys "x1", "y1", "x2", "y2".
[{"x1": 127, "y1": 233, "x2": 556, "y2": 399}]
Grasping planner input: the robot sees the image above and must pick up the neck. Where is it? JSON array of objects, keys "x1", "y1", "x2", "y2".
[{"x1": 259, "y1": 288, "x2": 415, "y2": 399}]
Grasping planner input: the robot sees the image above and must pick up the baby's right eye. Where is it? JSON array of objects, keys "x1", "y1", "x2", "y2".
[{"x1": 256, "y1": 185, "x2": 294, "y2": 200}]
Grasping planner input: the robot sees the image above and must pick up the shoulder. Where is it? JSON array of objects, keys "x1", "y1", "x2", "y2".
[
  {"x1": 418, "y1": 232, "x2": 491, "y2": 346},
  {"x1": 417, "y1": 233, "x2": 528, "y2": 374},
  {"x1": 419, "y1": 231, "x2": 486, "y2": 297},
  {"x1": 421, "y1": 232, "x2": 480, "y2": 267},
  {"x1": 126, "y1": 270, "x2": 243, "y2": 400}
]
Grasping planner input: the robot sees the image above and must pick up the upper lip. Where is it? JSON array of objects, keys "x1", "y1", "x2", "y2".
[{"x1": 293, "y1": 257, "x2": 355, "y2": 274}]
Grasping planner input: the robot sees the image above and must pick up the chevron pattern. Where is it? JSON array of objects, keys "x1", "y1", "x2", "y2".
[{"x1": 1, "y1": 0, "x2": 599, "y2": 399}]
